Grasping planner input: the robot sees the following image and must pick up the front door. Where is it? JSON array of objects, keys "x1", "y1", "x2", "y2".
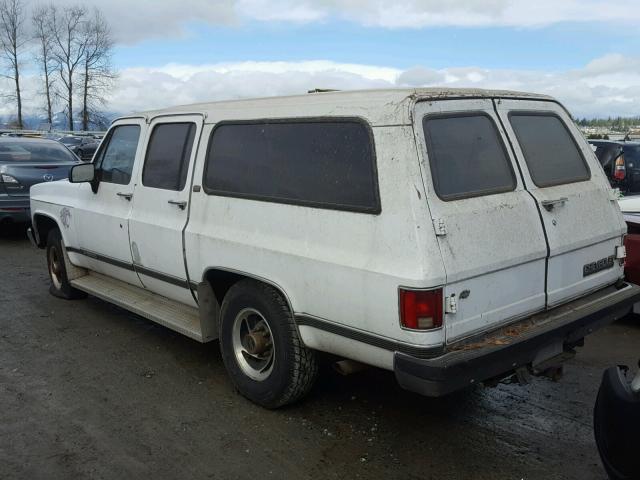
[
  {"x1": 74, "y1": 119, "x2": 145, "y2": 286},
  {"x1": 413, "y1": 99, "x2": 548, "y2": 342},
  {"x1": 495, "y1": 99, "x2": 626, "y2": 307},
  {"x1": 128, "y1": 115, "x2": 203, "y2": 306}
]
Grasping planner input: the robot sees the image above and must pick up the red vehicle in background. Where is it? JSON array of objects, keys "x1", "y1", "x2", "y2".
[
  {"x1": 619, "y1": 196, "x2": 640, "y2": 287},
  {"x1": 593, "y1": 195, "x2": 640, "y2": 480}
]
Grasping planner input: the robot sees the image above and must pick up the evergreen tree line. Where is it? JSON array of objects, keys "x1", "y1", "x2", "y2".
[{"x1": 575, "y1": 116, "x2": 640, "y2": 131}]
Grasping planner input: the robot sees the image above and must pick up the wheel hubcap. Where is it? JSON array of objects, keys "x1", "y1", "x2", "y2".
[
  {"x1": 48, "y1": 247, "x2": 63, "y2": 290},
  {"x1": 232, "y1": 308, "x2": 275, "y2": 381}
]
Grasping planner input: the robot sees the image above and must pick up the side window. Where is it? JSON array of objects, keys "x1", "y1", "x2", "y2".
[
  {"x1": 142, "y1": 123, "x2": 196, "y2": 191},
  {"x1": 96, "y1": 125, "x2": 141, "y2": 185},
  {"x1": 423, "y1": 114, "x2": 516, "y2": 201},
  {"x1": 509, "y1": 113, "x2": 590, "y2": 187},
  {"x1": 203, "y1": 120, "x2": 379, "y2": 213}
]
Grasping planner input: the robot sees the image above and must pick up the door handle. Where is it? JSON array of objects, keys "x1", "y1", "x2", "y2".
[
  {"x1": 116, "y1": 192, "x2": 133, "y2": 201},
  {"x1": 168, "y1": 200, "x2": 187, "y2": 210},
  {"x1": 541, "y1": 197, "x2": 568, "y2": 212}
]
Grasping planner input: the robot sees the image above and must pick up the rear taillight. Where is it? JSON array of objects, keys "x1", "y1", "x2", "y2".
[
  {"x1": 399, "y1": 288, "x2": 443, "y2": 330},
  {"x1": 614, "y1": 155, "x2": 626, "y2": 181}
]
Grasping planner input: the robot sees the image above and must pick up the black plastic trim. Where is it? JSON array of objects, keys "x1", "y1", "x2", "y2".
[
  {"x1": 65, "y1": 246, "x2": 191, "y2": 289},
  {"x1": 66, "y1": 246, "x2": 135, "y2": 271},
  {"x1": 134, "y1": 264, "x2": 190, "y2": 289},
  {"x1": 295, "y1": 314, "x2": 445, "y2": 359}
]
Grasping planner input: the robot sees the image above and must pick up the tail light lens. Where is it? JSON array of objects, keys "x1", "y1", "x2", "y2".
[
  {"x1": 399, "y1": 288, "x2": 443, "y2": 330},
  {"x1": 614, "y1": 155, "x2": 626, "y2": 181}
]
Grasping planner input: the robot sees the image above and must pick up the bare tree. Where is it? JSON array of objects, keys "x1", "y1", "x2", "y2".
[
  {"x1": 49, "y1": 5, "x2": 89, "y2": 131},
  {"x1": 80, "y1": 8, "x2": 115, "y2": 131},
  {"x1": 0, "y1": 0, "x2": 26, "y2": 129},
  {"x1": 32, "y1": 5, "x2": 56, "y2": 126}
]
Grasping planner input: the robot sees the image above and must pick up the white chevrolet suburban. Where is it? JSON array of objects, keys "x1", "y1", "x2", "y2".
[{"x1": 28, "y1": 88, "x2": 640, "y2": 408}]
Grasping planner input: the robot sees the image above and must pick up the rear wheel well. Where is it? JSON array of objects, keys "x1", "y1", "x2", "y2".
[
  {"x1": 34, "y1": 215, "x2": 59, "y2": 248},
  {"x1": 203, "y1": 269, "x2": 293, "y2": 313}
]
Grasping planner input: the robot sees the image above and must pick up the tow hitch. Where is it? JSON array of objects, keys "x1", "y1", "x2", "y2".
[{"x1": 594, "y1": 363, "x2": 640, "y2": 480}]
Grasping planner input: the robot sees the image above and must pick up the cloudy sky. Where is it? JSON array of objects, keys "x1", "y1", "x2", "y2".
[{"x1": 5, "y1": 0, "x2": 640, "y2": 119}]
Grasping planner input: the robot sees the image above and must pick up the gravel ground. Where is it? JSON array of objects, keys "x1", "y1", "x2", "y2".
[{"x1": 1, "y1": 224, "x2": 638, "y2": 480}]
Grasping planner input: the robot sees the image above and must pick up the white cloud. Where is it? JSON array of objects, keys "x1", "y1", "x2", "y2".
[
  {"x1": 3, "y1": 54, "x2": 639, "y2": 121},
  {"x1": 109, "y1": 54, "x2": 640, "y2": 118},
  {"x1": 46, "y1": 0, "x2": 640, "y2": 43}
]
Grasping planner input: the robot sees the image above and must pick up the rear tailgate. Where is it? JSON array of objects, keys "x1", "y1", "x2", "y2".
[
  {"x1": 413, "y1": 98, "x2": 548, "y2": 343},
  {"x1": 495, "y1": 99, "x2": 626, "y2": 307}
]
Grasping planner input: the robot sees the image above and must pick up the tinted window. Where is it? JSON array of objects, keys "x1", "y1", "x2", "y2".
[
  {"x1": 204, "y1": 120, "x2": 379, "y2": 212},
  {"x1": 142, "y1": 123, "x2": 196, "y2": 190},
  {"x1": 509, "y1": 114, "x2": 590, "y2": 187},
  {"x1": 96, "y1": 125, "x2": 140, "y2": 185},
  {"x1": 593, "y1": 144, "x2": 622, "y2": 172},
  {"x1": 624, "y1": 145, "x2": 640, "y2": 164},
  {"x1": 423, "y1": 114, "x2": 516, "y2": 200}
]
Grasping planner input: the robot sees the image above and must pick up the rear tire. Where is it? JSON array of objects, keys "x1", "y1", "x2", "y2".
[
  {"x1": 46, "y1": 229, "x2": 86, "y2": 300},
  {"x1": 219, "y1": 279, "x2": 318, "y2": 408}
]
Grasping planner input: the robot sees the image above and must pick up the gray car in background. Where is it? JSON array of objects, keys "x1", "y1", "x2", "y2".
[{"x1": 0, "y1": 137, "x2": 79, "y2": 226}]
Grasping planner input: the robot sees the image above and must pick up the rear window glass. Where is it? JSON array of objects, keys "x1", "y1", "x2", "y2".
[
  {"x1": 624, "y1": 145, "x2": 640, "y2": 164},
  {"x1": 422, "y1": 114, "x2": 516, "y2": 200},
  {"x1": 60, "y1": 137, "x2": 82, "y2": 145},
  {"x1": 142, "y1": 123, "x2": 196, "y2": 191},
  {"x1": 203, "y1": 120, "x2": 379, "y2": 213},
  {"x1": 509, "y1": 114, "x2": 590, "y2": 187},
  {"x1": 0, "y1": 141, "x2": 78, "y2": 163},
  {"x1": 592, "y1": 143, "x2": 622, "y2": 173}
]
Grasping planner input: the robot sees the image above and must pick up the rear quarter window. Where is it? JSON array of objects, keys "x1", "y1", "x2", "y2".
[
  {"x1": 203, "y1": 119, "x2": 380, "y2": 213},
  {"x1": 509, "y1": 113, "x2": 590, "y2": 187},
  {"x1": 422, "y1": 113, "x2": 516, "y2": 201}
]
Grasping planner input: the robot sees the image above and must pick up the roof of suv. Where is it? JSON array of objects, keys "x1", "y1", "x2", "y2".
[
  {"x1": 130, "y1": 87, "x2": 557, "y2": 127},
  {"x1": 589, "y1": 140, "x2": 640, "y2": 146}
]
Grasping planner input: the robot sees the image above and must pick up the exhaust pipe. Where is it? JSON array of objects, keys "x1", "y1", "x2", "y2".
[{"x1": 333, "y1": 360, "x2": 367, "y2": 376}]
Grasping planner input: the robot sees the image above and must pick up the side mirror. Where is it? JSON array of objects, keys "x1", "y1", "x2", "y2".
[{"x1": 69, "y1": 163, "x2": 95, "y2": 183}]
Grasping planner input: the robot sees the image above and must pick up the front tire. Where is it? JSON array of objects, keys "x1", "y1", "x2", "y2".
[
  {"x1": 46, "y1": 229, "x2": 86, "y2": 300},
  {"x1": 219, "y1": 280, "x2": 318, "y2": 408}
]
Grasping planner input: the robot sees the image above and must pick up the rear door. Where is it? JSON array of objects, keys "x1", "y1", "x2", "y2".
[
  {"x1": 128, "y1": 114, "x2": 203, "y2": 306},
  {"x1": 413, "y1": 99, "x2": 548, "y2": 342},
  {"x1": 495, "y1": 99, "x2": 626, "y2": 307}
]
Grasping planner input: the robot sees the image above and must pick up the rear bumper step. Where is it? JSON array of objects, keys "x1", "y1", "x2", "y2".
[{"x1": 394, "y1": 282, "x2": 640, "y2": 397}]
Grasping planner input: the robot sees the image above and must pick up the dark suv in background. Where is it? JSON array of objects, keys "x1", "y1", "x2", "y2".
[
  {"x1": 589, "y1": 140, "x2": 640, "y2": 193},
  {"x1": 58, "y1": 136, "x2": 100, "y2": 162}
]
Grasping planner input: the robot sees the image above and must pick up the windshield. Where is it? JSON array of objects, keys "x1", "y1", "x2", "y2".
[
  {"x1": 0, "y1": 141, "x2": 78, "y2": 163},
  {"x1": 60, "y1": 137, "x2": 82, "y2": 145}
]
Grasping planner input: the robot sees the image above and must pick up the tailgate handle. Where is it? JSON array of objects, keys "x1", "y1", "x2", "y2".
[{"x1": 541, "y1": 197, "x2": 568, "y2": 212}]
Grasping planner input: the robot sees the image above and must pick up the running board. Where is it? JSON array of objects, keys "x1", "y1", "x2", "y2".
[{"x1": 70, "y1": 272, "x2": 212, "y2": 342}]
